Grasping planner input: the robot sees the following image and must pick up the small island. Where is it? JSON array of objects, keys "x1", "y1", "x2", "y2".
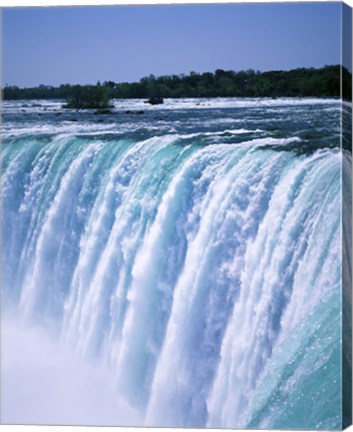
[{"x1": 63, "y1": 84, "x2": 112, "y2": 110}]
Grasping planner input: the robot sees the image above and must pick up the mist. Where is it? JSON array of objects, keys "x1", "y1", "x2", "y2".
[{"x1": 1, "y1": 312, "x2": 141, "y2": 426}]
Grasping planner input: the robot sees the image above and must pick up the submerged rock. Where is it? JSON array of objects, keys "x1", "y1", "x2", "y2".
[
  {"x1": 124, "y1": 110, "x2": 145, "y2": 115},
  {"x1": 94, "y1": 108, "x2": 113, "y2": 115}
]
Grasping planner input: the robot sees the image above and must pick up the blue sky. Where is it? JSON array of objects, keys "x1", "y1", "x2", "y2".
[{"x1": 3, "y1": 2, "x2": 342, "y2": 87}]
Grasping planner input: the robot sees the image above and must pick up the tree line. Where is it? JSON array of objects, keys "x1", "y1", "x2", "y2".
[{"x1": 2, "y1": 65, "x2": 352, "y2": 101}]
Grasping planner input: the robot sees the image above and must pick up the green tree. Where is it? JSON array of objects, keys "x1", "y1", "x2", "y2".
[{"x1": 65, "y1": 85, "x2": 111, "y2": 109}]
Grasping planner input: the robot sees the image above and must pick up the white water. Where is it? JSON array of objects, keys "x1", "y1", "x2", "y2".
[{"x1": 1, "y1": 99, "x2": 347, "y2": 428}]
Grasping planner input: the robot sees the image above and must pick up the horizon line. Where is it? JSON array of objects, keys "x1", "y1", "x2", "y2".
[{"x1": 3, "y1": 63, "x2": 350, "y2": 89}]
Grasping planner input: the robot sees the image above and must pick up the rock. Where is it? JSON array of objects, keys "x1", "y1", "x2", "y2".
[
  {"x1": 94, "y1": 108, "x2": 113, "y2": 115},
  {"x1": 145, "y1": 97, "x2": 164, "y2": 105},
  {"x1": 124, "y1": 110, "x2": 145, "y2": 115}
]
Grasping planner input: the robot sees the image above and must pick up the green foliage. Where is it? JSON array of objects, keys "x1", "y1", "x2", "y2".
[
  {"x1": 2, "y1": 65, "x2": 351, "y2": 101},
  {"x1": 343, "y1": 67, "x2": 352, "y2": 101},
  {"x1": 65, "y1": 85, "x2": 110, "y2": 109}
]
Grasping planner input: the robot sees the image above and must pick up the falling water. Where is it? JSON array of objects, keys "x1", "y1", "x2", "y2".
[{"x1": 1, "y1": 98, "x2": 350, "y2": 428}]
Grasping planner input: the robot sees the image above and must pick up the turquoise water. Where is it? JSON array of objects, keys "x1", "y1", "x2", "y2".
[{"x1": 1, "y1": 98, "x2": 350, "y2": 428}]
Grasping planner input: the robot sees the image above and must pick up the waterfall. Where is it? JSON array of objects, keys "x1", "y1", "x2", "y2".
[{"x1": 1, "y1": 119, "x2": 346, "y2": 428}]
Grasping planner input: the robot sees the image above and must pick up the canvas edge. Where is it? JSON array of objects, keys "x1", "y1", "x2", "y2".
[{"x1": 342, "y1": 1, "x2": 353, "y2": 430}]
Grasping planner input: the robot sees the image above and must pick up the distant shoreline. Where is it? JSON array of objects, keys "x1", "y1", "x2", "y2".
[{"x1": 2, "y1": 65, "x2": 352, "y2": 101}]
